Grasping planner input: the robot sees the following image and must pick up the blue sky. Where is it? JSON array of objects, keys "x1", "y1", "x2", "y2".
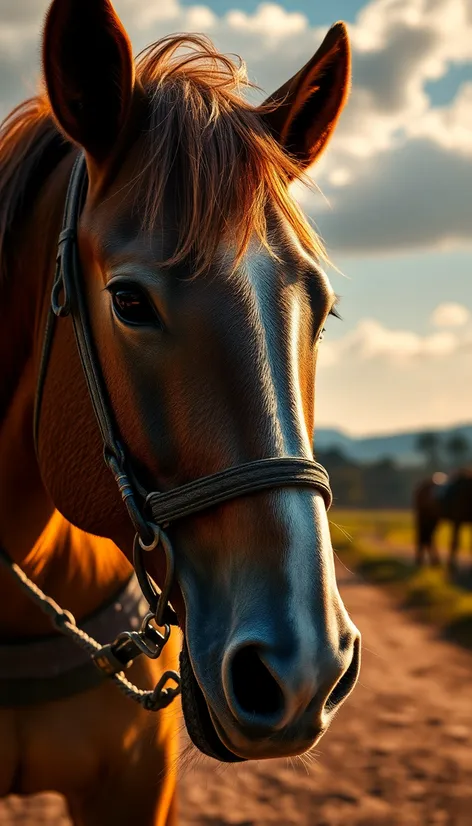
[
  {"x1": 180, "y1": 0, "x2": 367, "y2": 23},
  {"x1": 1, "y1": 0, "x2": 471, "y2": 436}
]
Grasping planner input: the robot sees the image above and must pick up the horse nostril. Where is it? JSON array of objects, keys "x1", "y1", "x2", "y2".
[
  {"x1": 231, "y1": 645, "x2": 284, "y2": 718},
  {"x1": 324, "y1": 635, "x2": 361, "y2": 713}
]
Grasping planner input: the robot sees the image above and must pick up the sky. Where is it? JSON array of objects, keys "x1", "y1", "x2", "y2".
[{"x1": 1, "y1": 0, "x2": 471, "y2": 436}]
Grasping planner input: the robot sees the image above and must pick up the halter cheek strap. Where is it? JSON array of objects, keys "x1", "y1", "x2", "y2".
[{"x1": 32, "y1": 152, "x2": 332, "y2": 681}]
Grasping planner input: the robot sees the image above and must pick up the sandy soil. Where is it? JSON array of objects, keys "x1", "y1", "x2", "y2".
[{"x1": 1, "y1": 562, "x2": 471, "y2": 825}]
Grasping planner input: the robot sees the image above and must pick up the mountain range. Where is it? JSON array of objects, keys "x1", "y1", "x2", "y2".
[{"x1": 316, "y1": 423, "x2": 472, "y2": 467}]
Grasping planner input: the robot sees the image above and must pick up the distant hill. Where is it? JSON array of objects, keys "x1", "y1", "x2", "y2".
[{"x1": 316, "y1": 423, "x2": 472, "y2": 467}]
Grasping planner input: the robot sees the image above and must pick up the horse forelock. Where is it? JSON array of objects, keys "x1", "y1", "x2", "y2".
[
  {"x1": 0, "y1": 33, "x2": 327, "y2": 288},
  {"x1": 133, "y1": 33, "x2": 325, "y2": 275}
]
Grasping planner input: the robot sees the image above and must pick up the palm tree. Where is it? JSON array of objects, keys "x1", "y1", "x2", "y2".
[
  {"x1": 416, "y1": 431, "x2": 441, "y2": 470},
  {"x1": 445, "y1": 433, "x2": 470, "y2": 469}
]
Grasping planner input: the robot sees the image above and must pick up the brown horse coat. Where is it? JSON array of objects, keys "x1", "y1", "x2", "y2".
[{"x1": 0, "y1": 1, "x2": 359, "y2": 822}]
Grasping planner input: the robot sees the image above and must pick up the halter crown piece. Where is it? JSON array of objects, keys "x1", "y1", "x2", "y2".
[{"x1": 25, "y1": 154, "x2": 332, "y2": 710}]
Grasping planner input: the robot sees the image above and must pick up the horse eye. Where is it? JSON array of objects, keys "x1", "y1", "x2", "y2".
[{"x1": 109, "y1": 285, "x2": 160, "y2": 327}]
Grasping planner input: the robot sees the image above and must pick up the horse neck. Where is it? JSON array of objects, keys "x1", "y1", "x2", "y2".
[{"x1": 0, "y1": 149, "x2": 131, "y2": 638}]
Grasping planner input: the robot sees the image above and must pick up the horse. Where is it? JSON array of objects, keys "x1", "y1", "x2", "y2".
[
  {"x1": 0, "y1": 1, "x2": 361, "y2": 823},
  {"x1": 414, "y1": 470, "x2": 472, "y2": 571}
]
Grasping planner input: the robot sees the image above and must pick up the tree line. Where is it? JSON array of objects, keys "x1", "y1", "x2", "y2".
[
  {"x1": 415, "y1": 431, "x2": 470, "y2": 472},
  {"x1": 319, "y1": 431, "x2": 471, "y2": 510}
]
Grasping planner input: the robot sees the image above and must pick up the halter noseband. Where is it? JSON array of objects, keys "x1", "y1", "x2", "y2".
[{"x1": 34, "y1": 153, "x2": 332, "y2": 656}]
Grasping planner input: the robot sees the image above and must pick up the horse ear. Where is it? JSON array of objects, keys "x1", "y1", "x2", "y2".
[
  {"x1": 43, "y1": 0, "x2": 135, "y2": 162},
  {"x1": 262, "y1": 22, "x2": 350, "y2": 173}
]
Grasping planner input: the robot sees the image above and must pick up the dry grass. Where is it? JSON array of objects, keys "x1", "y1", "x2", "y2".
[{"x1": 329, "y1": 508, "x2": 472, "y2": 650}]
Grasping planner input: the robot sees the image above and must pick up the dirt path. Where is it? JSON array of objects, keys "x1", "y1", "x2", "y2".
[{"x1": 2, "y1": 562, "x2": 472, "y2": 825}]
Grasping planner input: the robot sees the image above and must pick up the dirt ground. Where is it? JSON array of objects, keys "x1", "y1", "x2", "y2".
[{"x1": 1, "y1": 561, "x2": 471, "y2": 825}]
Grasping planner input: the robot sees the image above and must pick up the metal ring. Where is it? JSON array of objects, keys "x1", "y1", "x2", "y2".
[
  {"x1": 133, "y1": 535, "x2": 159, "y2": 613},
  {"x1": 139, "y1": 522, "x2": 161, "y2": 552}
]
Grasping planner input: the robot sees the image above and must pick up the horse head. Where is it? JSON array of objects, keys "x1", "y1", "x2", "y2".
[{"x1": 36, "y1": 0, "x2": 360, "y2": 761}]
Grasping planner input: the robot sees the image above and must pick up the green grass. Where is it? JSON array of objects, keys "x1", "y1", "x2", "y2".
[
  {"x1": 329, "y1": 508, "x2": 471, "y2": 552},
  {"x1": 329, "y1": 508, "x2": 472, "y2": 650}
]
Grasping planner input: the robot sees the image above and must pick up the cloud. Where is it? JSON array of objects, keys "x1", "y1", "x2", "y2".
[
  {"x1": 319, "y1": 317, "x2": 472, "y2": 367},
  {"x1": 317, "y1": 0, "x2": 472, "y2": 164},
  {"x1": 316, "y1": 331, "x2": 472, "y2": 435},
  {"x1": 226, "y1": 4, "x2": 307, "y2": 41},
  {"x1": 316, "y1": 311, "x2": 472, "y2": 433},
  {"x1": 308, "y1": 0, "x2": 472, "y2": 254},
  {"x1": 0, "y1": 0, "x2": 471, "y2": 256},
  {"x1": 430, "y1": 302, "x2": 471, "y2": 328},
  {"x1": 409, "y1": 81, "x2": 472, "y2": 154},
  {"x1": 312, "y1": 137, "x2": 472, "y2": 254}
]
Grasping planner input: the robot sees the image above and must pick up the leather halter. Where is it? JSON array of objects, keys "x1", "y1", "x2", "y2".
[
  {"x1": 34, "y1": 153, "x2": 332, "y2": 641},
  {"x1": 0, "y1": 574, "x2": 148, "y2": 706}
]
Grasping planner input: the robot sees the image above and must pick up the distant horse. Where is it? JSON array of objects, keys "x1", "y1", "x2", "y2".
[
  {"x1": 0, "y1": 1, "x2": 361, "y2": 823},
  {"x1": 414, "y1": 471, "x2": 472, "y2": 570}
]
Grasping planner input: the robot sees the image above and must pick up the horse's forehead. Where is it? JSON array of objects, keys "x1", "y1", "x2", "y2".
[
  {"x1": 241, "y1": 234, "x2": 333, "y2": 314},
  {"x1": 86, "y1": 201, "x2": 330, "y2": 305}
]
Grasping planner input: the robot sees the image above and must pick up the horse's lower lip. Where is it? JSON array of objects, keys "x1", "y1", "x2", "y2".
[
  {"x1": 179, "y1": 640, "x2": 325, "y2": 761},
  {"x1": 207, "y1": 706, "x2": 325, "y2": 760},
  {"x1": 179, "y1": 641, "x2": 245, "y2": 763}
]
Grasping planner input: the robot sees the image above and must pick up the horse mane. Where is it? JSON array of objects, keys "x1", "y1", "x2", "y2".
[
  {"x1": 0, "y1": 96, "x2": 71, "y2": 281},
  {"x1": 0, "y1": 33, "x2": 324, "y2": 281}
]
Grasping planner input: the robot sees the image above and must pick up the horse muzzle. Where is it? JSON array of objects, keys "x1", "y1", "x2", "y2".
[{"x1": 180, "y1": 612, "x2": 361, "y2": 762}]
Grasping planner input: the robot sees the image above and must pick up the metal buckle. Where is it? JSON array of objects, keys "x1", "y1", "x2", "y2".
[
  {"x1": 129, "y1": 611, "x2": 171, "y2": 659},
  {"x1": 92, "y1": 611, "x2": 172, "y2": 677},
  {"x1": 92, "y1": 642, "x2": 131, "y2": 676}
]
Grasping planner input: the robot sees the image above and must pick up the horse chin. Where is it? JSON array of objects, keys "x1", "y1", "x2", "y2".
[{"x1": 179, "y1": 641, "x2": 245, "y2": 763}]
